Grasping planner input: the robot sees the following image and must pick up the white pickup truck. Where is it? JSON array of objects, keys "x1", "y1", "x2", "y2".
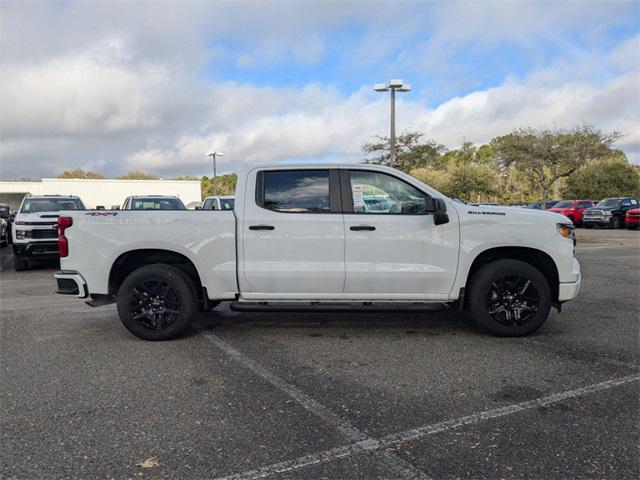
[{"x1": 54, "y1": 164, "x2": 580, "y2": 340}]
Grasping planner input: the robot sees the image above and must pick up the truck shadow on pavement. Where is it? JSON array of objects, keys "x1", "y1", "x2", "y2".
[{"x1": 189, "y1": 305, "x2": 485, "y2": 338}]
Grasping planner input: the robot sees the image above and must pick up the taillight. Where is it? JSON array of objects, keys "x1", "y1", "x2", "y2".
[{"x1": 58, "y1": 216, "x2": 73, "y2": 257}]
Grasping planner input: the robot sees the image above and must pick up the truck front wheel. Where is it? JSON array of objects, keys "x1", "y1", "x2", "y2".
[
  {"x1": 467, "y1": 259, "x2": 551, "y2": 337},
  {"x1": 116, "y1": 264, "x2": 198, "y2": 341}
]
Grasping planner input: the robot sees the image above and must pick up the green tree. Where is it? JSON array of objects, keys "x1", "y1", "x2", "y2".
[
  {"x1": 563, "y1": 156, "x2": 640, "y2": 199},
  {"x1": 201, "y1": 174, "x2": 237, "y2": 199},
  {"x1": 491, "y1": 125, "x2": 622, "y2": 203},
  {"x1": 411, "y1": 163, "x2": 498, "y2": 203},
  {"x1": 57, "y1": 168, "x2": 105, "y2": 179},
  {"x1": 438, "y1": 142, "x2": 497, "y2": 170},
  {"x1": 172, "y1": 175, "x2": 200, "y2": 181},
  {"x1": 116, "y1": 170, "x2": 159, "y2": 180},
  {"x1": 362, "y1": 131, "x2": 446, "y2": 172}
]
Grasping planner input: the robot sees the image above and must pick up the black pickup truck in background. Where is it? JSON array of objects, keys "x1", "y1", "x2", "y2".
[
  {"x1": 0, "y1": 203, "x2": 12, "y2": 246},
  {"x1": 583, "y1": 197, "x2": 639, "y2": 229}
]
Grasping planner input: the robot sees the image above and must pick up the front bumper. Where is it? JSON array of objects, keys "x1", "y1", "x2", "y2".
[
  {"x1": 583, "y1": 216, "x2": 613, "y2": 226},
  {"x1": 54, "y1": 270, "x2": 88, "y2": 298},
  {"x1": 13, "y1": 241, "x2": 58, "y2": 258},
  {"x1": 558, "y1": 257, "x2": 581, "y2": 302}
]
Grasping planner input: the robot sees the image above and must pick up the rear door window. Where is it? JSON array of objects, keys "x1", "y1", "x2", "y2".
[{"x1": 260, "y1": 170, "x2": 331, "y2": 213}]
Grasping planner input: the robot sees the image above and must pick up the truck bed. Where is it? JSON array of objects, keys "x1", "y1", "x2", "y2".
[{"x1": 61, "y1": 210, "x2": 238, "y2": 299}]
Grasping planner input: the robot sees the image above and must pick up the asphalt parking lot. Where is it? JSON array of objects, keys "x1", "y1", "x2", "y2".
[{"x1": 1, "y1": 229, "x2": 638, "y2": 479}]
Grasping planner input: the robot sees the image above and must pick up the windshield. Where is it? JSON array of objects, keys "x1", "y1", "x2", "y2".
[
  {"x1": 596, "y1": 198, "x2": 620, "y2": 208},
  {"x1": 552, "y1": 201, "x2": 573, "y2": 208},
  {"x1": 20, "y1": 198, "x2": 85, "y2": 213},
  {"x1": 130, "y1": 198, "x2": 186, "y2": 210}
]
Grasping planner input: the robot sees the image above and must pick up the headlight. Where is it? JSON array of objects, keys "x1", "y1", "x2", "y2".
[
  {"x1": 602, "y1": 211, "x2": 612, "y2": 216},
  {"x1": 15, "y1": 229, "x2": 26, "y2": 240},
  {"x1": 556, "y1": 223, "x2": 575, "y2": 241}
]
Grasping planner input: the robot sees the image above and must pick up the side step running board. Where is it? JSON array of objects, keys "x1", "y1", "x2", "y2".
[{"x1": 229, "y1": 302, "x2": 446, "y2": 313}]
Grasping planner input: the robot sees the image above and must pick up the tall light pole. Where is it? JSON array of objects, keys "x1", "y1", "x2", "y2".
[
  {"x1": 206, "y1": 151, "x2": 224, "y2": 195},
  {"x1": 374, "y1": 79, "x2": 411, "y2": 167}
]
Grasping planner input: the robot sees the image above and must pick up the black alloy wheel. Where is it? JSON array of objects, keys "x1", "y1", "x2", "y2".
[
  {"x1": 467, "y1": 259, "x2": 551, "y2": 336},
  {"x1": 129, "y1": 279, "x2": 181, "y2": 331},
  {"x1": 116, "y1": 264, "x2": 198, "y2": 340},
  {"x1": 487, "y1": 275, "x2": 539, "y2": 326}
]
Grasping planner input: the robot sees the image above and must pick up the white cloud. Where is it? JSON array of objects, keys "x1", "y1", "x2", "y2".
[{"x1": 120, "y1": 66, "x2": 640, "y2": 176}]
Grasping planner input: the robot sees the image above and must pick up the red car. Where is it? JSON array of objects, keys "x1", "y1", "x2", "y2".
[
  {"x1": 625, "y1": 208, "x2": 640, "y2": 229},
  {"x1": 546, "y1": 200, "x2": 595, "y2": 226}
]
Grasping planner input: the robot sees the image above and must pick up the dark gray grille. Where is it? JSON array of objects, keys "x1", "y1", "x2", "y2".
[{"x1": 30, "y1": 229, "x2": 58, "y2": 239}]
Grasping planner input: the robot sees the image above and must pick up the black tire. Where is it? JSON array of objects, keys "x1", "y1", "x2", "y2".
[
  {"x1": 467, "y1": 259, "x2": 551, "y2": 337},
  {"x1": 13, "y1": 255, "x2": 29, "y2": 271},
  {"x1": 116, "y1": 264, "x2": 198, "y2": 341},
  {"x1": 611, "y1": 216, "x2": 622, "y2": 229}
]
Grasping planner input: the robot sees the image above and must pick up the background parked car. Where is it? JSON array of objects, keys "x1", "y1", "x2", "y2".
[
  {"x1": 527, "y1": 200, "x2": 560, "y2": 210},
  {"x1": 121, "y1": 196, "x2": 186, "y2": 210},
  {"x1": 0, "y1": 203, "x2": 13, "y2": 245},
  {"x1": 625, "y1": 208, "x2": 640, "y2": 229},
  {"x1": 546, "y1": 200, "x2": 595, "y2": 226},
  {"x1": 0, "y1": 217, "x2": 8, "y2": 247},
  {"x1": 583, "y1": 197, "x2": 639, "y2": 229}
]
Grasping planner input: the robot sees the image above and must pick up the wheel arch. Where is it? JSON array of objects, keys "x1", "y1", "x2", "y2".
[
  {"x1": 464, "y1": 246, "x2": 560, "y2": 305},
  {"x1": 109, "y1": 249, "x2": 206, "y2": 307}
]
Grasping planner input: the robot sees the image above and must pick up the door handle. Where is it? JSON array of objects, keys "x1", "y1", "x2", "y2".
[
  {"x1": 350, "y1": 225, "x2": 375, "y2": 231},
  {"x1": 249, "y1": 225, "x2": 275, "y2": 231}
]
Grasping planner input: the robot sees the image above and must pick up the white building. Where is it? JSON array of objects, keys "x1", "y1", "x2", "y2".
[{"x1": 0, "y1": 178, "x2": 201, "y2": 210}]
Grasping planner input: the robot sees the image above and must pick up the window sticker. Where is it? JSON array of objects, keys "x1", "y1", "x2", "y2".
[{"x1": 352, "y1": 184, "x2": 364, "y2": 210}]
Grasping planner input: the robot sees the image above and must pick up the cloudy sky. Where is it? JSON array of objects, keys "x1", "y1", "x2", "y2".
[{"x1": 1, "y1": 0, "x2": 638, "y2": 180}]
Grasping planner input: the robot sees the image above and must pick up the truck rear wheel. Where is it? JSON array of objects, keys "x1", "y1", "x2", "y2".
[
  {"x1": 116, "y1": 264, "x2": 198, "y2": 341},
  {"x1": 467, "y1": 259, "x2": 551, "y2": 337}
]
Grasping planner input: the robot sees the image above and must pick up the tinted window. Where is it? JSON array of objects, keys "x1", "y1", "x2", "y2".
[
  {"x1": 21, "y1": 198, "x2": 84, "y2": 213},
  {"x1": 552, "y1": 201, "x2": 573, "y2": 208},
  {"x1": 349, "y1": 170, "x2": 429, "y2": 214},
  {"x1": 220, "y1": 198, "x2": 235, "y2": 210},
  {"x1": 622, "y1": 199, "x2": 631, "y2": 206},
  {"x1": 202, "y1": 198, "x2": 215, "y2": 210},
  {"x1": 131, "y1": 198, "x2": 185, "y2": 210},
  {"x1": 262, "y1": 170, "x2": 330, "y2": 213},
  {"x1": 577, "y1": 201, "x2": 593, "y2": 208}
]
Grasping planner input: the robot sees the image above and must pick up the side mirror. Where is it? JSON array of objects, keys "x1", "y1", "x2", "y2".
[{"x1": 426, "y1": 197, "x2": 449, "y2": 225}]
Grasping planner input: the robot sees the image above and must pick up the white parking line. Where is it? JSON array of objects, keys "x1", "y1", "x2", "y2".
[
  {"x1": 209, "y1": 359, "x2": 639, "y2": 480},
  {"x1": 206, "y1": 334, "x2": 431, "y2": 480}
]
